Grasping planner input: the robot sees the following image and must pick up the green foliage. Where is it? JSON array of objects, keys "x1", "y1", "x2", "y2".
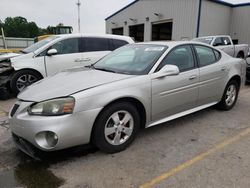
[{"x1": 1, "y1": 16, "x2": 47, "y2": 38}]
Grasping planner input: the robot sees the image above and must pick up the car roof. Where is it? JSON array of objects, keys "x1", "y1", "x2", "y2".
[
  {"x1": 55, "y1": 33, "x2": 134, "y2": 41},
  {"x1": 196, "y1": 35, "x2": 230, "y2": 39},
  {"x1": 136, "y1": 41, "x2": 212, "y2": 48}
]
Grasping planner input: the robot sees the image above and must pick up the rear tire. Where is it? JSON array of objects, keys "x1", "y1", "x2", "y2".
[
  {"x1": 236, "y1": 52, "x2": 244, "y2": 59},
  {"x1": 10, "y1": 70, "x2": 42, "y2": 95},
  {"x1": 217, "y1": 80, "x2": 239, "y2": 111},
  {"x1": 93, "y1": 102, "x2": 140, "y2": 154}
]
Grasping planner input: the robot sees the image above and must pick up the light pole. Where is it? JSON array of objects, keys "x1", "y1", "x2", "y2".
[{"x1": 76, "y1": 0, "x2": 81, "y2": 33}]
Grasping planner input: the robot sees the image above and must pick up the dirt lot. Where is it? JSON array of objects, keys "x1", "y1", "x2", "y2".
[{"x1": 0, "y1": 86, "x2": 250, "y2": 188}]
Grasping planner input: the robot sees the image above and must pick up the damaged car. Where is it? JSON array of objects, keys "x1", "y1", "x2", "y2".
[{"x1": 0, "y1": 34, "x2": 134, "y2": 98}]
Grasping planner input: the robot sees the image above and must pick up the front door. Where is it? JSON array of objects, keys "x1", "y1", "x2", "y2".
[
  {"x1": 151, "y1": 45, "x2": 199, "y2": 121},
  {"x1": 45, "y1": 37, "x2": 83, "y2": 76}
]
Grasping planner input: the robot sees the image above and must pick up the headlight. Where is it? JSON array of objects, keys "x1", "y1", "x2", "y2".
[{"x1": 28, "y1": 97, "x2": 75, "y2": 116}]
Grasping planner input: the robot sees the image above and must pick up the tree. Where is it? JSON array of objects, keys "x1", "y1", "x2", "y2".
[{"x1": 2, "y1": 16, "x2": 42, "y2": 38}]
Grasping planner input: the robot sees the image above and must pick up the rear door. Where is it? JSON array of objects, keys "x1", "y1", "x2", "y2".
[
  {"x1": 194, "y1": 45, "x2": 228, "y2": 105},
  {"x1": 151, "y1": 45, "x2": 199, "y2": 121},
  {"x1": 45, "y1": 37, "x2": 82, "y2": 76},
  {"x1": 81, "y1": 37, "x2": 111, "y2": 65}
]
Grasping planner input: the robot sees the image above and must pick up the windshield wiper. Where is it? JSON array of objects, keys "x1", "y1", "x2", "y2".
[
  {"x1": 84, "y1": 64, "x2": 95, "y2": 69},
  {"x1": 94, "y1": 67, "x2": 116, "y2": 73}
]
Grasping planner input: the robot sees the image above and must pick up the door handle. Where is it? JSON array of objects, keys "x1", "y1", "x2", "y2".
[
  {"x1": 75, "y1": 58, "x2": 91, "y2": 62},
  {"x1": 221, "y1": 67, "x2": 227, "y2": 71},
  {"x1": 74, "y1": 58, "x2": 82, "y2": 62},
  {"x1": 82, "y1": 58, "x2": 91, "y2": 62},
  {"x1": 189, "y1": 75, "x2": 197, "y2": 80}
]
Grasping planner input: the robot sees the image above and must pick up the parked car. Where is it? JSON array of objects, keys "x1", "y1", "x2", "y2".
[
  {"x1": 9, "y1": 41, "x2": 246, "y2": 157},
  {"x1": 0, "y1": 34, "x2": 134, "y2": 96},
  {"x1": 193, "y1": 35, "x2": 249, "y2": 59}
]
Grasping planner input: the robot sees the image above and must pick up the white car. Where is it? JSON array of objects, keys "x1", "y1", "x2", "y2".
[{"x1": 6, "y1": 34, "x2": 134, "y2": 94}]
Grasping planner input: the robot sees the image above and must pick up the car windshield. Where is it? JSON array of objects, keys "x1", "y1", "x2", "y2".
[
  {"x1": 193, "y1": 37, "x2": 214, "y2": 45},
  {"x1": 21, "y1": 36, "x2": 59, "y2": 54},
  {"x1": 94, "y1": 44, "x2": 167, "y2": 75}
]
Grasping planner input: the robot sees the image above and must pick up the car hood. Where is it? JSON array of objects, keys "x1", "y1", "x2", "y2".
[
  {"x1": 18, "y1": 68, "x2": 134, "y2": 102},
  {"x1": 0, "y1": 53, "x2": 21, "y2": 61}
]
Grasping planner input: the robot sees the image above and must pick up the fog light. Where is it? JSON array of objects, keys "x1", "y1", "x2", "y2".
[{"x1": 35, "y1": 131, "x2": 58, "y2": 149}]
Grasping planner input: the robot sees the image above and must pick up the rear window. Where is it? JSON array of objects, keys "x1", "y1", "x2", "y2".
[
  {"x1": 83, "y1": 38, "x2": 109, "y2": 52},
  {"x1": 214, "y1": 50, "x2": 221, "y2": 60},
  {"x1": 110, "y1": 39, "x2": 129, "y2": 51},
  {"x1": 194, "y1": 45, "x2": 217, "y2": 67}
]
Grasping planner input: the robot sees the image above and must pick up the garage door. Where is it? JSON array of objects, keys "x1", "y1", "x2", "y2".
[
  {"x1": 152, "y1": 21, "x2": 173, "y2": 41},
  {"x1": 129, "y1": 24, "x2": 144, "y2": 42},
  {"x1": 112, "y1": 28, "x2": 124, "y2": 36}
]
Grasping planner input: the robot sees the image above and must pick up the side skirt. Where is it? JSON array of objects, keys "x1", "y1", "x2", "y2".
[{"x1": 146, "y1": 102, "x2": 218, "y2": 128}]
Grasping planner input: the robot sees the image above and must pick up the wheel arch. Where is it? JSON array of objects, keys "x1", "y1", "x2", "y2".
[
  {"x1": 12, "y1": 68, "x2": 44, "y2": 79},
  {"x1": 228, "y1": 75, "x2": 241, "y2": 87},
  {"x1": 90, "y1": 97, "x2": 147, "y2": 143},
  {"x1": 237, "y1": 51, "x2": 245, "y2": 59}
]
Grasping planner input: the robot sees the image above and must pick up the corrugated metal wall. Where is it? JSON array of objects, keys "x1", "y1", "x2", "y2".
[
  {"x1": 106, "y1": 0, "x2": 199, "y2": 41},
  {"x1": 230, "y1": 6, "x2": 250, "y2": 45},
  {"x1": 199, "y1": 0, "x2": 232, "y2": 37},
  {"x1": 0, "y1": 36, "x2": 34, "y2": 49}
]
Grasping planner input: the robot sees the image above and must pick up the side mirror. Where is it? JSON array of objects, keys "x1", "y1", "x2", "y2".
[
  {"x1": 153, "y1": 65, "x2": 180, "y2": 79},
  {"x1": 47, "y1": 49, "x2": 58, "y2": 56}
]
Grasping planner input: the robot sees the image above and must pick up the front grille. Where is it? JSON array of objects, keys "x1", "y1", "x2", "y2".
[{"x1": 10, "y1": 104, "x2": 19, "y2": 117}]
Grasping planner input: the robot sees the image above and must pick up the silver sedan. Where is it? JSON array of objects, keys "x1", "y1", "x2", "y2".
[{"x1": 9, "y1": 41, "x2": 246, "y2": 156}]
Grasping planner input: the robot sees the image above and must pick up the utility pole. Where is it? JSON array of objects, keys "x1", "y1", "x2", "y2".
[
  {"x1": 1, "y1": 28, "x2": 7, "y2": 49},
  {"x1": 76, "y1": 0, "x2": 81, "y2": 33}
]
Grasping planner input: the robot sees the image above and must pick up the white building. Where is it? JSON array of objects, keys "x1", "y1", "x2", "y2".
[{"x1": 105, "y1": 0, "x2": 250, "y2": 45}]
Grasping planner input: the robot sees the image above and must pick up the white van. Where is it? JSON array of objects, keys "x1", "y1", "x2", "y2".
[{"x1": 9, "y1": 34, "x2": 134, "y2": 94}]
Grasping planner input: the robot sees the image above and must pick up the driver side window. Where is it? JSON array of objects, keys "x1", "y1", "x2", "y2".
[
  {"x1": 157, "y1": 45, "x2": 195, "y2": 72},
  {"x1": 50, "y1": 38, "x2": 80, "y2": 55}
]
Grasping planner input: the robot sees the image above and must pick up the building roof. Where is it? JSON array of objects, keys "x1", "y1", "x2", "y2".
[{"x1": 105, "y1": 0, "x2": 250, "y2": 21}]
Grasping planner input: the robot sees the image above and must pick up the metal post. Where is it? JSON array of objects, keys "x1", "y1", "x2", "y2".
[
  {"x1": 76, "y1": 0, "x2": 81, "y2": 33},
  {"x1": 1, "y1": 27, "x2": 7, "y2": 49}
]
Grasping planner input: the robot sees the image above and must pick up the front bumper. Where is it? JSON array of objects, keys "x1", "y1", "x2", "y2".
[{"x1": 9, "y1": 100, "x2": 102, "y2": 152}]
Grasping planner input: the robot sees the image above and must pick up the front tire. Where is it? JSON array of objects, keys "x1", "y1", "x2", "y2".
[
  {"x1": 217, "y1": 80, "x2": 239, "y2": 111},
  {"x1": 10, "y1": 70, "x2": 42, "y2": 95},
  {"x1": 93, "y1": 102, "x2": 140, "y2": 154}
]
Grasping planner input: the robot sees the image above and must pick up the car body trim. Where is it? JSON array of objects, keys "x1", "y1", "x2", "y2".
[{"x1": 147, "y1": 102, "x2": 218, "y2": 128}]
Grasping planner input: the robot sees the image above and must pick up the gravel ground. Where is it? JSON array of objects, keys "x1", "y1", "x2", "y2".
[{"x1": 0, "y1": 86, "x2": 250, "y2": 188}]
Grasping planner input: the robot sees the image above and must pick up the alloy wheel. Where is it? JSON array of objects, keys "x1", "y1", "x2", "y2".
[
  {"x1": 16, "y1": 74, "x2": 38, "y2": 91},
  {"x1": 225, "y1": 84, "x2": 237, "y2": 106},
  {"x1": 104, "y1": 110, "x2": 134, "y2": 146}
]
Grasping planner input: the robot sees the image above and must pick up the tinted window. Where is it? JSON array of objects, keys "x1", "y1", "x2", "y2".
[
  {"x1": 84, "y1": 38, "x2": 109, "y2": 52},
  {"x1": 213, "y1": 37, "x2": 224, "y2": 46},
  {"x1": 51, "y1": 38, "x2": 79, "y2": 55},
  {"x1": 111, "y1": 39, "x2": 128, "y2": 50},
  {"x1": 222, "y1": 37, "x2": 232, "y2": 45},
  {"x1": 158, "y1": 45, "x2": 195, "y2": 72},
  {"x1": 194, "y1": 45, "x2": 216, "y2": 67}
]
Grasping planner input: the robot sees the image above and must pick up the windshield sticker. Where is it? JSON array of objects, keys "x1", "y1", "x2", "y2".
[{"x1": 145, "y1": 47, "x2": 165, "y2": 52}]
